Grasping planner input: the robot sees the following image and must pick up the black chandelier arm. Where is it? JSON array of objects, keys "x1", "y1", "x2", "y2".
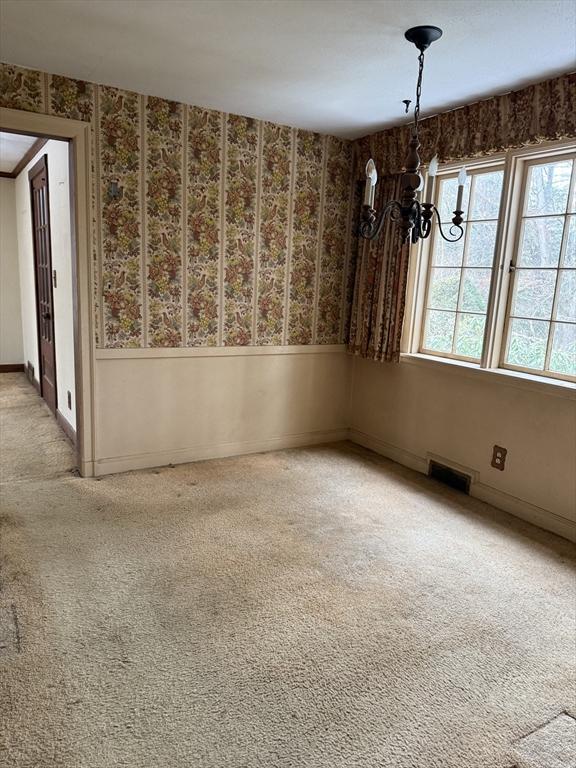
[
  {"x1": 434, "y1": 207, "x2": 464, "y2": 243},
  {"x1": 419, "y1": 202, "x2": 434, "y2": 239},
  {"x1": 421, "y1": 203, "x2": 464, "y2": 243},
  {"x1": 359, "y1": 200, "x2": 403, "y2": 241},
  {"x1": 360, "y1": 199, "x2": 464, "y2": 244},
  {"x1": 408, "y1": 201, "x2": 435, "y2": 244},
  {"x1": 408, "y1": 200, "x2": 422, "y2": 244}
]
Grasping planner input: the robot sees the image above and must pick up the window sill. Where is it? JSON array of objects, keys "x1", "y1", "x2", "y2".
[{"x1": 400, "y1": 353, "x2": 576, "y2": 400}]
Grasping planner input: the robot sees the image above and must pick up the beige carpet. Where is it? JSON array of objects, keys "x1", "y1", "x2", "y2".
[{"x1": 1, "y1": 372, "x2": 575, "y2": 768}]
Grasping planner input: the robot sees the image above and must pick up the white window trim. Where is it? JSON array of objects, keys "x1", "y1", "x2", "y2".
[
  {"x1": 419, "y1": 159, "x2": 505, "y2": 363},
  {"x1": 403, "y1": 139, "x2": 576, "y2": 390},
  {"x1": 400, "y1": 352, "x2": 576, "y2": 399},
  {"x1": 497, "y1": 147, "x2": 576, "y2": 382}
]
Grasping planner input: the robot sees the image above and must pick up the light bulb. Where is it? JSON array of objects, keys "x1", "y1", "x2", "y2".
[
  {"x1": 425, "y1": 156, "x2": 438, "y2": 204},
  {"x1": 364, "y1": 159, "x2": 377, "y2": 207},
  {"x1": 456, "y1": 166, "x2": 467, "y2": 212}
]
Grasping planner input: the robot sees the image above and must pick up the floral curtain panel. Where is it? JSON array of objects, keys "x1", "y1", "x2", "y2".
[
  {"x1": 348, "y1": 174, "x2": 409, "y2": 362},
  {"x1": 349, "y1": 72, "x2": 576, "y2": 363}
]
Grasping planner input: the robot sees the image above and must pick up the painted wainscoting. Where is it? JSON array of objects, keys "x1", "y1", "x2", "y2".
[
  {"x1": 348, "y1": 355, "x2": 576, "y2": 541},
  {"x1": 92, "y1": 345, "x2": 351, "y2": 475}
]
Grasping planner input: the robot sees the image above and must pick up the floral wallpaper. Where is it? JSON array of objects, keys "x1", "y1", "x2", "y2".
[
  {"x1": 257, "y1": 122, "x2": 292, "y2": 345},
  {"x1": 99, "y1": 87, "x2": 143, "y2": 347},
  {"x1": 288, "y1": 131, "x2": 324, "y2": 345},
  {"x1": 187, "y1": 107, "x2": 223, "y2": 347},
  {"x1": 1, "y1": 62, "x2": 355, "y2": 348},
  {"x1": 0, "y1": 64, "x2": 45, "y2": 112},
  {"x1": 146, "y1": 96, "x2": 184, "y2": 347},
  {"x1": 224, "y1": 114, "x2": 258, "y2": 346},
  {"x1": 316, "y1": 138, "x2": 354, "y2": 344}
]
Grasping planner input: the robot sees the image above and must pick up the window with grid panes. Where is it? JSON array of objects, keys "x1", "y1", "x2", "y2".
[
  {"x1": 502, "y1": 156, "x2": 575, "y2": 380},
  {"x1": 421, "y1": 166, "x2": 504, "y2": 361}
]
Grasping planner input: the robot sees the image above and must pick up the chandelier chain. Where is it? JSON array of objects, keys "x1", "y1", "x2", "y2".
[
  {"x1": 413, "y1": 51, "x2": 425, "y2": 135},
  {"x1": 359, "y1": 26, "x2": 464, "y2": 245}
]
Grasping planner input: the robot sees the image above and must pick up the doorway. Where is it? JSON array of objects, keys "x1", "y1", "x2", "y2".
[
  {"x1": 1, "y1": 132, "x2": 76, "y2": 445},
  {"x1": 0, "y1": 107, "x2": 94, "y2": 476}
]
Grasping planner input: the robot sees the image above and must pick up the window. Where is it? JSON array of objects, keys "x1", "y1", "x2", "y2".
[
  {"x1": 421, "y1": 166, "x2": 504, "y2": 361},
  {"x1": 411, "y1": 143, "x2": 576, "y2": 383},
  {"x1": 502, "y1": 157, "x2": 575, "y2": 379}
]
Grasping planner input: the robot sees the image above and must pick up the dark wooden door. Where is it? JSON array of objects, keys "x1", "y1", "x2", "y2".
[{"x1": 29, "y1": 156, "x2": 57, "y2": 415}]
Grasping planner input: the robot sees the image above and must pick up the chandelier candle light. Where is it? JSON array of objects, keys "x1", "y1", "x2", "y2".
[{"x1": 360, "y1": 25, "x2": 467, "y2": 245}]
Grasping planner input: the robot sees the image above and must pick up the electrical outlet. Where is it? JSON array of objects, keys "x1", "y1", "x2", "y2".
[
  {"x1": 491, "y1": 445, "x2": 507, "y2": 471},
  {"x1": 67, "y1": 390, "x2": 72, "y2": 409}
]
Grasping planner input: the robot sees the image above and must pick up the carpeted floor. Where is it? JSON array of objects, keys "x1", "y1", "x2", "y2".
[{"x1": 1, "y1": 372, "x2": 575, "y2": 768}]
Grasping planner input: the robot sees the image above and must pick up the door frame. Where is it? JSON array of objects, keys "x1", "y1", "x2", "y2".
[
  {"x1": 1, "y1": 107, "x2": 95, "y2": 477},
  {"x1": 29, "y1": 153, "x2": 58, "y2": 415}
]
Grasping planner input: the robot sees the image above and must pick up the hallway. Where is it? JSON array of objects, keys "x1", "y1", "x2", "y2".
[{"x1": 0, "y1": 372, "x2": 75, "y2": 483}]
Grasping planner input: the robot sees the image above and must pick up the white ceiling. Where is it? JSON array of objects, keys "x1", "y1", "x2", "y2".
[
  {"x1": 0, "y1": 131, "x2": 38, "y2": 173},
  {"x1": 1, "y1": 0, "x2": 575, "y2": 139}
]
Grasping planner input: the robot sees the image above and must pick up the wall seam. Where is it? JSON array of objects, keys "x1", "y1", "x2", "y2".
[
  {"x1": 42, "y1": 72, "x2": 49, "y2": 113},
  {"x1": 182, "y1": 105, "x2": 188, "y2": 347},
  {"x1": 218, "y1": 113, "x2": 227, "y2": 346},
  {"x1": 283, "y1": 128, "x2": 297, "y2": 345},
  {"x1": 252, "y1": 120, "x2": 263, "y2": 344},
  {"x1": 340, "y1": 145, "x2": 356, "y2": 344},
  {"x1": 140, "y1": 94, "x2": 148, "y2": 347},
  {"x1": 312, "y1": 135, "x2": 328, "y2": 344}
]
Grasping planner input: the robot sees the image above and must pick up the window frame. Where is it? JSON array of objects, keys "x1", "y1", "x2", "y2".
[
  {"x1": 418, "y1": 160, "x2": 506, "y2": 364},
  {"x1": 403, "y1": 139, "x2": 576, "y2": 386},
  {"x1": 498, "y1": 150, "x2": 576, "y2": 383}
]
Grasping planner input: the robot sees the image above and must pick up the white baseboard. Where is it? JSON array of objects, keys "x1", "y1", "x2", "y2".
[
  {"x1": 92, "y1": 421, "x2": 575, "y2": 542},
  {"x1": 348, "y1": 428, "x2": 428, "y2": 474},
  {"x1": 56, "y1": 409, "x2": 76, "y2": 445},
  {"x1": 471, "y1": 482, "x2": 576, "y2": 542},
  {"x1": 78, "y1": 458, "x2": 95, "y2": 477},
  {"x1": 94, "y1": 428, "x2": 348, "y2": 476},
  {"x1": 348, "y1": 427, "x2": 575, "y2": 542}
]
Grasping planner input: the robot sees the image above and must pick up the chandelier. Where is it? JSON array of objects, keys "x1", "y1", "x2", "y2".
[{"x1": 360, "y1": 25, "x2": 466, "y2": 245}]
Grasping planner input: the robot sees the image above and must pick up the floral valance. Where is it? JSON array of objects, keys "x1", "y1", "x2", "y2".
[{"x1": 354, "y1": 72, "x2": 576, "y2": 178}]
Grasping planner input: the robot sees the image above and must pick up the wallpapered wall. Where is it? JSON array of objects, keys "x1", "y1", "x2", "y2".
[{"x1": 0, "y1": 63, "x2": 356, "y2": 348}]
